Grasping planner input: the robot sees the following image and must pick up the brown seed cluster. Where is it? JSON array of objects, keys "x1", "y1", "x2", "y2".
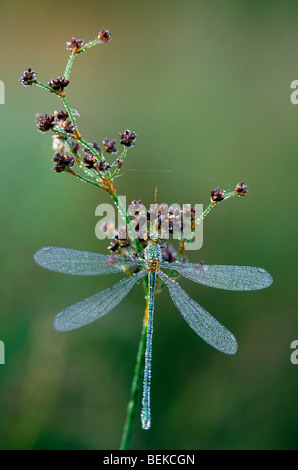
[
  {"x1": 103, "y1": 138, "x2": 118, "y2": 154},
  {"x1": 66, "y1": 38, "x2": 84, "y2": 54},
  {"x1": 119, "y1": 129, "x2": 136, "y2": 147},
  {"x1": 108, "y1": 223, "x2": 130, "y2": 253},
  {"x1": 234, "y1": 181, "x2": 248, "y2": 196},
  {"x1": 48, "y1": 76, "x2": 69, "y2": 93},
  {"x1": 53, "y1": 153, "x2": 75, "y2": 173},
  {"x1": 36, "y1": 113, "x2": 55, "y2": 132},
  {"x1": 54, "y1": 110, "x2": 69, "y2": 121},
  {"x1": 36, "y1": 110, "x2": 75, "y2": 135},
  {"x1": 210, "y1": 187, "x2": 225, "y2": 204},
  {"x1": 98, "y1": 29, "x2": 111, "y2": 42},
  {"x1": 83, "y1": 154, "x2": 99, "y2": 169},
  {"x1": 19, "y1": 67, "x2": 37, "y2": 86},
  {"x1": 83, "y1": 143, "x2": 111, "y2": 173}
]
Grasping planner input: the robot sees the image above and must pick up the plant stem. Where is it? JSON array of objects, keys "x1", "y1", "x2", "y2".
[
  {"x1": 64, "y1": 54, "x2": 75, "y2": 79},
  {"x1": 35, "y1": 80, "x2": 55, "y2": 93},
  {"x1": 182, "y1": 191, "x2": 237, "y2": 252},
  {"x1": 120, "y1": 297, "x2": 149, "y2": 450},
  {"x1": 110, "y1": 192, "x2": 143, "y2": 254},
  {"x1": 60, "y1": 96, "x2": 79, "y2": 133},
  {"x1": 66, "y1": 169, "x2": 100, "y2": 187}
]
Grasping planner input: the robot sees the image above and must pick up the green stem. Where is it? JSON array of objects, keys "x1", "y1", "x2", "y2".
[
  {"x1": 109, "y1": 147, "x2": 128, "y2": 179},
  {"x1": 64, "y1": 38, "x2": 106, "y2": 78},
  {"x1": 182, "y1": 191, "x2": 237, "y2": 252},
  {"x1": 120, "y1": 301, "x2": 148, "y2": 450},
  {"x1": 110, "y1": 192, "x2": 143, "y2": 254},
  {"x1": 66, "y1": 169, "x2": 100, "y2": 188},
  {"x1": 35, "y1": 81, "x2": 56, "y2": 93},
  {"x1": 35, "y1": 82, "x2": 78, "y2": 136},
  {"x1": 60, "y1": 96, "x2": 78, "y2": 131},
  {"x1": 64, "y1": 54, "x2": 75, "y2": 79},
  {"x1": 78, "y1": 38, "x2": 103, "y2": 53}
]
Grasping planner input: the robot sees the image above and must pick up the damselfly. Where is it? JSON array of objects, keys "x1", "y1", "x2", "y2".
[{"x1": 34, "y1": 241, "x2": 273, "y2": 430}]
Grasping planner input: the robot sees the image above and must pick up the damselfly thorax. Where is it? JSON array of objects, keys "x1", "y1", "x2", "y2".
[{"x1": 144, "y1": 241, "x2": 162, "y2": 273}]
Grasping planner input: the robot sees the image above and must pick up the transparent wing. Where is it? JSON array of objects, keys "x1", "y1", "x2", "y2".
[
  {"x1": 34, "y1": 246, "x2": 139, "y2": 276},
  {"x1": 53, "y1": 271, "x2": 146, "y2": 331},
  {"x1": 165, "y1": 262, "x2": 273, "y2": 291},
  {"x1": 158, "y1": 271, "x2": 238, "y2": 355}
]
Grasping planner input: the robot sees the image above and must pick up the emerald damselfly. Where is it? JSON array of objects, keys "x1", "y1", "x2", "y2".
[{"x1": 34, "y1": 241, "x2": 273, "y2": 430}]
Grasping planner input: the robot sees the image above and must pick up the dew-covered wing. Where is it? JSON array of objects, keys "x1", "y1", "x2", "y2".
[
  {"x1": 34, "y1": 246, "x2": 131, "y2": 276},
  {"x1": 159, "y1": 271, "x2": 238, "y2": 355},
  {"x1": 54, "y1": 271, "x2": 146, "y2": 331},
  {"x1": 172, "y1": 263, "x2": 273, "y2": 291}
]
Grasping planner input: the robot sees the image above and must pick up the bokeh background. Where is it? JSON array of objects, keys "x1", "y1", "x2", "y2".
[{"x1": 0, "y1": 0, "x2": 297, "y2": 450}]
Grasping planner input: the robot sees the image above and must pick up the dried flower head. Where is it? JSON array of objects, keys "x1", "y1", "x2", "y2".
[
  {"x1": 210, "y1": 187, "x2": 225, "y2": 204},
  {"x1": 58, "y1": 118, "x2": 75, "y2": 135},
  {"x1": 54, "y1": 110, "x2": 69, "y2": 121},
  {"x1": 83, "y1": 154, "x2": 99, "y2": 169},
  {"x1": 83, "y1": 152, "x2": 110, "y2": 172},
  {"x1": 67, "y1": 38, "x2": 84, "y2": 54},
  {"x1": 48, "y1": 76, "x2": 70, "y2": 93},
  {"x1": 97, "y1": 161, "x2": 111, "y2": 172},
  {"x1": 108, "y1": 234, "x2": 130, "y2": 253},
  {"x1": 103, "y1": 138, "x2": 118, "y2": 154},
  {"x1": 36, "y1": 113, "x2": 55, "y2": 132},
  {"x1": 108, "y1": 238, "x2": 121, "y2": 253},
  {"x1": 19, "y1": 67, "x2": 37, "y2": 86},
  {"x1": 119, "y1": 129, "x2": 136, "y2": 147},
  {"x1": 234, "y1": 181, "x2": 248, "y2": 196},
  {"x1": 98, "y1": 29, "x2": 111, "y2": 43},
  {"x1": 53, "y1": 153, "x2": 75, "y2": 173}
]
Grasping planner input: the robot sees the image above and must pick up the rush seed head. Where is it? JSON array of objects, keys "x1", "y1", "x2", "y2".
[
  {"x1": 234, "y1": 181, "x2": 248, "y2": 196},
  {"x1": 66, "y1": 38, "x2": 84, "y2": 54},
  {"x1": 210, "y1": 186, "x2": 225, "y2": 204},
  {"x1": 36, "y1": 113, "x2": 55, "y2": 132},
  {"x1": 98, "y1": 29, "x2": 111, "y2": 43},
  {"x1": 119, "y1": 129, "x2": 136, "y2": 147},
  {"x1": 48, "y1": 76, "x2": 70, "y2": 93},
  {"x1": 52, "y1": 153, "x2": 75, "y2": 173},
  {"x1": 103, "y1": 138, "x2": 118, "y2": 154},
  {"x1": 19, "y1": 67, "x2": 37, "y2": 86}
]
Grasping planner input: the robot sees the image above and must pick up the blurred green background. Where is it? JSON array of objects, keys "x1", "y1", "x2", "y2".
[{"x1": 0, "y1": 0, "x2": 297, "y2": 450}]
